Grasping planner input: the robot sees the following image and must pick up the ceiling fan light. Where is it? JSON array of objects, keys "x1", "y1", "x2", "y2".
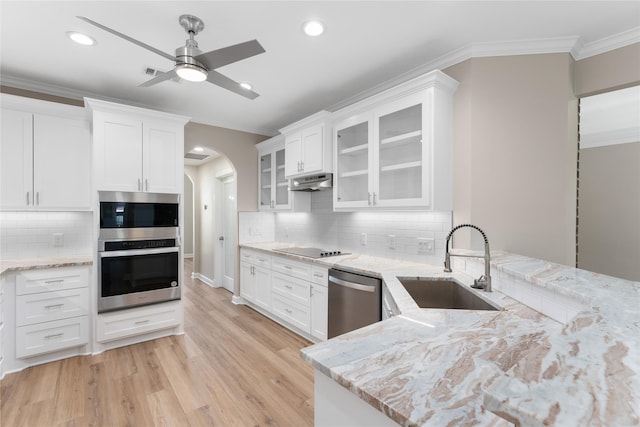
[
  {"x1": 240, "y1": 82, "x2": 253, "y2": 91},
  {"x1": 176, "y1": 64, "x2": 208, "y2": 82}
]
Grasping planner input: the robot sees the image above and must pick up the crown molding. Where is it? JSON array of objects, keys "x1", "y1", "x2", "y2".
[
  {"x1": 573, "y1": 26, "x2": 640, "y2": 60},
  {"x1": 0, "y1": 75, "x2": 277, "y2": 137}
]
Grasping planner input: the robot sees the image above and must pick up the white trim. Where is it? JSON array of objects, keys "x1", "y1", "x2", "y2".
[
  {"x1": 574, "y1": 27, "x2": 640, "y2": 60},
  {"x1": 191, "y1": 272, "x2": 217, "y2": 288},
  {"x1": 231, "y1": 295, "x2": 244, "y2": 305},
  {"x1": 0, "y1": 75, "x2": 277, "y2": 136},
  {"x1": 184, "y1": 253, "x2": 193, "y2": 259},
  {"x1": 215, "y1": 168, "x2": 234, "y2": 179},
  {"x1": 581, "y1": 129, "x2": 640, "y2": 149}
]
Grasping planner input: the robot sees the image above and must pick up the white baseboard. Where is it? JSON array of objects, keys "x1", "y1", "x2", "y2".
[
  {"x1": 231, "y1": 295, "x2": 244, "y2": 305},
  {"x1": 184, "y1": 253, "x2": 193, "y2": 259},
  {"x1": 191, "y1": 272, "x2": 217, "y2": 288}
]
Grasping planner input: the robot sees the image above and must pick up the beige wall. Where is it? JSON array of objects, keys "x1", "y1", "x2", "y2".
[
  {"x1": 579, "y1": 142, "x2": 640, "y2": 281},
  {"x1": 573, "y1": 43, "x2": 640, "y2": 97},
  {"x1": 444, "y1": 53, "x2": 577, "y2": 265},
  {"x1": 184, "y1": 122, "x2": 267, "y2": 212}
]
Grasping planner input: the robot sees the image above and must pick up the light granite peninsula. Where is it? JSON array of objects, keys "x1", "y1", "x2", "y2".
[{"x1": 241, "y1": 242, "x2": 639, "y2": 427}]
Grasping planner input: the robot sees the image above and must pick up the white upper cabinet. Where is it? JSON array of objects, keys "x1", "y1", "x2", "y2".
[
  {"x1": 281, "y1": 111, "x2": 332, "y2": 178},
  {"x1": 86, "y1": 98, "x2": 189, "y2": 194},
  {"x1": 257, "y1": 135, "x2": 310, "y2": 212},
  {"x1": 333, "y1": 70, "x2": 458, "y2": 211},
  {"x1": 1, "y1": 95, "x2": 91, "y2": 211}
]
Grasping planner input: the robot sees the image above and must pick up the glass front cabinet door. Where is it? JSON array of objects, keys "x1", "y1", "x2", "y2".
[
  {"x1": 334, "y1": 115, "x2": 372, "y2": 208},
  {"x1": 259, "y1": 147, "x2": 290, "y2": 210},
  {"x1": 334, "y1": 91, "x2": 431, "y2": 210},
  {"x1": 374, "y1": 92, "x2": 430, "y2": 208}
]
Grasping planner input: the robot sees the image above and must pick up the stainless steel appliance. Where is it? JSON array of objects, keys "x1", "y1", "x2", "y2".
[
  {"x1": 328, "y1": 268, "x2": 381, "y2": 338},
  {"x1": 98, "y1": 192, "x2": 181, "y2": 313},
  {"x1": 273, "y1": 247, "x2": 348, "y2": 259},
  {"x1": 289, "y1": 173, "x2": 333, "y2": 191}
]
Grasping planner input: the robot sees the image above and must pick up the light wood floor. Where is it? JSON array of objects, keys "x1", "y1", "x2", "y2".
[{"x1": 1, "y1": 259, "x2": 315, "y2": 426}]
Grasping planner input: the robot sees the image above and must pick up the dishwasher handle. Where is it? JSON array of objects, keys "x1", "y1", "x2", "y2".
[{"x1": 329, "y1": 275, "x2": 377, "y2": 293}]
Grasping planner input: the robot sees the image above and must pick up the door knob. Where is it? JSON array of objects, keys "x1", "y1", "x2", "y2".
[{"x1": 219, "y1": 236, "x2": 225, "y2": 241}]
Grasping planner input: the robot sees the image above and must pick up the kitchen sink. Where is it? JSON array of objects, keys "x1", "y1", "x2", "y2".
[{"x1": 397, "y1": 278, "x2": 500, "y2": 311}]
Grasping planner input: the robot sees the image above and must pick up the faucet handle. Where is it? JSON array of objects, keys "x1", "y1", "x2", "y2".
[{"x1": 472, "y1": 275, "x2": 486, "y2": 289}]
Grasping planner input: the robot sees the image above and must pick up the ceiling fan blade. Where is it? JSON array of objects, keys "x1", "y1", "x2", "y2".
[
  {"x1": 139, "y1": 69, "x2": 178, "y2": 87},
  {"x1": 206, "y1": 70, "x2": 260, "y2": 99},
  {"x1": 77, "y1": 16, "x2": 175, "y2": 62},
  {"x1": 195, "y1": 39, "x2": 265, "y2": 70}
]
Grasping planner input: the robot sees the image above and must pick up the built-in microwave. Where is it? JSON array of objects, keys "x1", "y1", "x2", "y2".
[{"x1": 97, "y1": 191, "x2": 181, "y2": 313}]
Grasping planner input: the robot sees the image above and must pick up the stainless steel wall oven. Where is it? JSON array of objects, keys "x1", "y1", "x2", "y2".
[{"x1": 98, "y1": 192, "x2": 181, "y2": 313}]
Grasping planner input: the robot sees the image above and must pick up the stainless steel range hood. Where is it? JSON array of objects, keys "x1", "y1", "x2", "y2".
[{"x1": 289, "y1": 173, "x2": 332, "y2": 191}]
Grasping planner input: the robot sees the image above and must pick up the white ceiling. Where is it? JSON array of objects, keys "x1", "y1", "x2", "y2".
[{"x1": 1, "y1": 1, "x2": 639, "y2": 137}]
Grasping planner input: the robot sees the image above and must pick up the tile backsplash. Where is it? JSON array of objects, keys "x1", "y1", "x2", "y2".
[
  {"x1": 0, "y1": 212, "x2": 93, "y2": 259},
  {"x1": 240, "y1": 191, "x2": 452, "y2": 265}
]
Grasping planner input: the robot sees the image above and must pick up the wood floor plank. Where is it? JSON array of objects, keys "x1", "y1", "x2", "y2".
[{"x1": 1, "y1": 259, "x2": 315, "y2": 427}]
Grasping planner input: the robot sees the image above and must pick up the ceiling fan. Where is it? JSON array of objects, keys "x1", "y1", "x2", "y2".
[{"x1": 77, "y1": 15, "x2": 265, "y2": 99}]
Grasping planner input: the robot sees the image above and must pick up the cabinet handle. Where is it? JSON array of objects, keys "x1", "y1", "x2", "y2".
[
  {"x1": 26, "y1": 192, "x2": 30, "y2": 206},
  {"x1": 137, "y1": 179, "x2": 141, "y2": 191},
  {"x1": 45, "y1": 333, "x2": 64, "y2": 339},
  {"x1": 284, "y1": 308, "x2": 292, "y2": 314},
  {"x1": 135, "y1": 319, "x2": 150, "y2": 325},
  {"x1": 387, "y1": 309, "x2": 394, "y2": 317},
  {"x1": 145, "y1": 179, "x2": 149, "y2": 192},
  {"x1": 45, "y1": 303, "x2": 64, "y2": 310},
  {"x1": 368, "y1": 192, "x2": 372, "y2": 206},
  {"x1": 44, "y1": 279, "x2": 64, "y2": 285},
  {"x1": 284, "y1": 285, "x2": 293, "y2": 290},
  {"x1": 36, "y1": 192, "x2": 40, "y2": 205},
  {"x1": 373, "y1": 192, "x2": 377, "y2": 205},
  {"x1": 251, "y1": 266, "x2": 255, "y2": 275},
  {"x1": 313, "y1": 273, "x2": 324, "y2": 278},
  {"x1": 284, "y1": 265, "x2": 292, "y2": 270}
]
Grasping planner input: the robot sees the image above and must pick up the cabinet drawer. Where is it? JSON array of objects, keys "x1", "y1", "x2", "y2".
[
  {"x1": 271, "y1": 293, "x2": 310, "y2": 333},
  {"x1": 16, "y1": 288, "x2": 89, "y2": 326},
  {"x1": 253, "y1": 253, "x2": 271, "y2": 268},
  {"x1": 96, "y1": 301, "x2": 181, "y2": 343},
  {"x1": 311, "y1": 267, "x2": 328, "y2": 285},
  {"x1": 16, "y1": 267, "x2": 88, "y2": 295},
  {"x1": 272, "y1": 271, "x2": 310, "y2": 306},
  {"x1": 16, "y1": 315, "x2": 88, "y2": 358},
  {"x1": 271, "y1": 256, "x2": 311, "y2": 281},
  {"x1": 240, "y1": 249, "x2": 255, "y2": 263}
]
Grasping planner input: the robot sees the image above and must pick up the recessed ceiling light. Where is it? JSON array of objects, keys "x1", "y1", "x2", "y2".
[
  {"x1": 303, "y1": 20, "x2": 324, "y2": 37},
  {"x1": 193, "y1": 147, "x2": 204, "y2": 152},
  {"x1": 66, "y1": 31, "x2": 95, "y2": 46},
  {"x1": 239, "y1": 82, "x2": 253, "y2": 91}
]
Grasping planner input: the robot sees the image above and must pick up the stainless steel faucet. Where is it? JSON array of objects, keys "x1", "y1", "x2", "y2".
[{"x1": 444, "y1": 224, "x2": 492, "y2": 292}]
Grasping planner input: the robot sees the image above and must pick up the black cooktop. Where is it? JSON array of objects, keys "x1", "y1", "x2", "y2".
[{"x1": 273, "y1": 247, "x2": 349, "y2": 259}]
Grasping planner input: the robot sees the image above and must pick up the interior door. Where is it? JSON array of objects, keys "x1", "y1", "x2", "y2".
[{"x1": 221, "y1": 177, "x2": 236, "y2": 293}]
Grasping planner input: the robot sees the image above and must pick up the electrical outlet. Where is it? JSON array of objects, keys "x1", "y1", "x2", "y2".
[
  {"x1": 387, "y1": 234, "x2": 396, "y2": 249},
  {"x1": 417, "y1": 237, "x2": 434, "y2": 254},
  {"x1": 360, "y1": 233, "x2": 367, "y2": 245},
  {"x1": 52, "y1": 233, "x2": 64, "y2": 247}
]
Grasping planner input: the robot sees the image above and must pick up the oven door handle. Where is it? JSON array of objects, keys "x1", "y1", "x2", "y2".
[
  {"x1": 99, "y1": 247, "x2": 179, "y2": 258},
  {"x1": 329, "y1": 276, "x2": 377, "y2": 293}
]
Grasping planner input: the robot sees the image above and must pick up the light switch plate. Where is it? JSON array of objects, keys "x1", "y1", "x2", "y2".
[{"x1": 417, "y1": 237, "x2": 434, "y2": 254}]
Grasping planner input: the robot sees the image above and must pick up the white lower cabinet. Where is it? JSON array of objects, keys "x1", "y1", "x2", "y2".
[
  {"x1": 310, "y1": 266, "x2": 329, "y2": 341},
  {"x1": 240, "y1": 248, "x2": 329, "y2": 341},
  {"x1": 16, "y1": 316, "x2": 88, "y2": 358},
  {"x1": 14, "y1": 267, "x2": 90, "y2": 359},
  {"x1": 96, "y1": 300, "x2": 181, "y2": 343},
  {"x1": 240, "y1": 249, "x2": 272, "y2": 310}
]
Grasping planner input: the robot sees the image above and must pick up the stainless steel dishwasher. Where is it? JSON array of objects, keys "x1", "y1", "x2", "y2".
[{"x1": 328, "y1": 268, "x2": 382, "y2": 338}]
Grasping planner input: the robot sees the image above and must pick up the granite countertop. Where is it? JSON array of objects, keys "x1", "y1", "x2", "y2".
[
  {"x1": 0, "y1": 255, "x2": 93, "y2": 278},
  {"x1": 241, "y1": 242, "x2": 640, "y2": 426}
]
